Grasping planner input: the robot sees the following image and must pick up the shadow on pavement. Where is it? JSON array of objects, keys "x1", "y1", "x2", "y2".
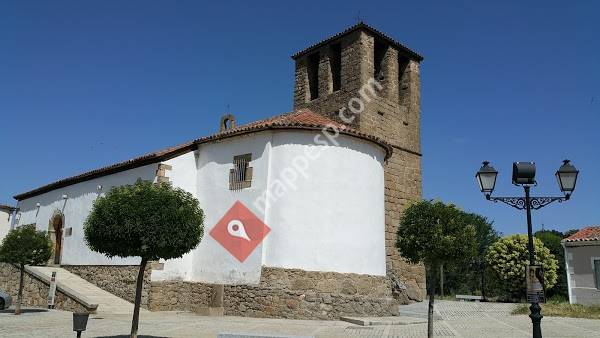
[
  {"x1": 0, "y1": 309, "x2": 49, "y2": 314},
  {"x1": 95, "y1": 336, "x2": 170, "y2": 338}
]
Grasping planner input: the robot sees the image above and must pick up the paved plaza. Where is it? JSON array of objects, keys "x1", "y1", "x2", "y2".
[{"x1": 1, "y1": 301, "x2": 599, "y2": 337}]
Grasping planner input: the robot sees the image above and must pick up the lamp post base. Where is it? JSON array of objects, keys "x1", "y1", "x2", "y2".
[{"x1": 529, "y1": 302, "x2": 543, "y2": 338}]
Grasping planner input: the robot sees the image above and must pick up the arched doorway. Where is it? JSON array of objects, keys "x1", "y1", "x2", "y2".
[{"x1": 48, "y1": 211, "x2": 64, "y2": 265}]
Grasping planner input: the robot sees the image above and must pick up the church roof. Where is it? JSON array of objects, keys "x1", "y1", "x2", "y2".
[
  {"x1": 14, "y1": 109, "x2": 391, "y2": 201},
  {"x1": 291, "y1": 22, "x2": 423, "y2": 61},
  {"x1": 0, "y1": 204, "x2": 15, "y2": 212}
]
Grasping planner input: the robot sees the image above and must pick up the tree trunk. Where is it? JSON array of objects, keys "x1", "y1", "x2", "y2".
[
  {"x1": 439, "y1": 264, "x2": 444, "y2": 298},
  {"x1": 481, "y1": 266, "x2": 486, "y2": 301},
  {"x1": 15, "y1": 263, "x2": 24, "y2": 315},
  {"x1": 428, "y1": 265, "x2": 437, "y2": 338},
  {"x1": 130, "y1": 258, "x2": 147, "y2": 338}
]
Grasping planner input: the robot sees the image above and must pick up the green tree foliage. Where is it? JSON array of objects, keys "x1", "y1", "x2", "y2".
[
  {"x1": 431, "y1": 213, "x2": 500, "y2": 299},
  {"x1": 535, "y1": 230, "x2": 568, "y2": 298},
  {"x1": 463, "y1": 213, "x2": 500, "y2": 298},
  {"x1": 0, "y1": 224, "x2": 53, "y2": 315},
  {"x1": 397, "y1": 200, "x2": 477, "y2": 338},
  {"x1": 486, "y1": 234, "x2": 558, "y2": 300},
  {"x1": 563, "y1": 229, "x2": 579, "y2": 238},
  {"x1": 84, "y1": 180, "x2": 204, "y2": 338}
]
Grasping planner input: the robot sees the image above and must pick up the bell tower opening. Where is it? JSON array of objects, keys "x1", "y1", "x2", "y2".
[{"x1": 307, "y1": 53, "x2": 320, "y2": 100}]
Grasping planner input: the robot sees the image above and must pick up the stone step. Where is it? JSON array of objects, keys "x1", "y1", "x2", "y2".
[
  {"x1": 26, "y1": 266, "x2": 145, "y2": 315},
  {"x1": 340, "y1": 316, "x2": 427, "y2": 326}
]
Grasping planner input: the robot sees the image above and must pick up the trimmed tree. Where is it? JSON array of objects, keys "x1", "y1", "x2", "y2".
[
  {"x1": 485, "y1": 234, "x2": 558, "y2": 300},
  {"x1": 84, "y1": 180, "x2": 204, "y2": 338},
  {"x1": 0, "y1": 224, "x2": 53, "y2": 315},
  {"x1": 397, "y1": 200, "x2": 476, "y2": 338}
]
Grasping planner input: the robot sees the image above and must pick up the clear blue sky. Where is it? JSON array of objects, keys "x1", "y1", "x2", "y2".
[{"x1": 1, "y1": 1, "x2": 598, "y2": 235}]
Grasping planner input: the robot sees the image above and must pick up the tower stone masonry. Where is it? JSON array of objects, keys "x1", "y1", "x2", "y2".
[{"x1": 292, "y1": 22, "x2": 425, "y2": 302}]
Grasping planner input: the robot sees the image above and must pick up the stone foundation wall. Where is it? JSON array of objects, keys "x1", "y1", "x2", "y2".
[
  {"x1": 224, "y1": 267, "x2": 398, "y2": 319},
  {"x1": 56, "y1": 264, "x2": 401, "y2": 319},
  {"x1": 0, "y1": 263, "x2": 87, "y2": 312},
  {"x1": 63, "y1": 264, "x2": 152, "y2": 308},
  {"x1": 148, "y1": 280, "x2": 213, "y2": 312},
  {"x1": 149, "y1": 267, "x2": 398, "y2": 320}
]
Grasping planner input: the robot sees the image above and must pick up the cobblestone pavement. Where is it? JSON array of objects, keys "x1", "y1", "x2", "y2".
[{"x1": 1, "y1": 301, "x2": 599, "y2": 337}]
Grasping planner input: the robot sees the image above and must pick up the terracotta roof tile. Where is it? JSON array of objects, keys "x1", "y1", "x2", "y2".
[
  {"x1": 563, "y1": 226, "x2": 600, "y2": 242},
  {"x1": 14, "y1": 109, "x2": 391, "y2": 200}
]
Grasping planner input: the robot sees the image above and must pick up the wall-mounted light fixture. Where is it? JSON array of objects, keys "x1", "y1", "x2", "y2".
[{"x1": 35, "y1": 202, "x2": 41, "y2": 218}]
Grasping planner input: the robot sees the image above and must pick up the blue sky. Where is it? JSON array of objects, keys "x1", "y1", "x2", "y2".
[{"x1": 1, "y1": 1, "x2": 598, "y2": 235}]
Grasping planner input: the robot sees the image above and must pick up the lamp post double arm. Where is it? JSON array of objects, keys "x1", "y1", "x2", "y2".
[{"x1": 475, "y1": 160, "x2": 579, "y2": 338}]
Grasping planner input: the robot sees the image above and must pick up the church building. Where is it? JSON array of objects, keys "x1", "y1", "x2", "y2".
[{"x1": 12, "y1": 22, "x2": 425, "y2": 319}]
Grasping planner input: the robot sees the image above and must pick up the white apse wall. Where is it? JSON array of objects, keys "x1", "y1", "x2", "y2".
[
  {"x1": 155, "y1": 130, "x2": 387, "y2": 284},
  {"x1": 263, "y1": 131, "x2": 386, "y2": 276},
  {"x1": 16, "y1": 129, "x2": 386, "y2": 283}
]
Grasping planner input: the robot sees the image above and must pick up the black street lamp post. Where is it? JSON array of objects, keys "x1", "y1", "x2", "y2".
[{"x1": 475, "y1": 160, "x2": 579, "y2": 338}]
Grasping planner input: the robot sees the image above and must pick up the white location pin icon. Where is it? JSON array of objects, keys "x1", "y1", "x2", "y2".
[{"x1": 227, "y1": 219, "x2": 251, "y2": 241}]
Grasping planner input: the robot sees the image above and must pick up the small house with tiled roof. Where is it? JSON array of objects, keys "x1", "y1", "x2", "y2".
[
  {"x1": 10, "y1": 22, "x2": 424, "y2": 318},
  {"x1": 562, "y1": 226, "x2": 600, "y2": 305},
  {"x1": 0, "y1": 204, "x2": 16, "y2": 243}
]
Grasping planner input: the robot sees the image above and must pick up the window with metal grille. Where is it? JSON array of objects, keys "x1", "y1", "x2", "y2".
[{"x1": 229, "y1": 154, "x2": 252, "y2": 190}]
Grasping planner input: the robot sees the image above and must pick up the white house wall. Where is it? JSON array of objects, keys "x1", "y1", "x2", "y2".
[
  {"x1": 564, "y1": 244, "x2": 600, "y2": 305},
  {"x1": 16, "y1": 164, "x2": 158, "y2": 265},
  {"x1": 0, "y1": 209, "x2": 12, "y2": 243}
]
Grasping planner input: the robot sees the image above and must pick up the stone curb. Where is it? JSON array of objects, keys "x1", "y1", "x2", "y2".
[
  {"x1": 340, "y1": 315, "x2": 427, "y2": 326},
  {"x1": 217, "y1": 334, "x2": 314, "y2": 338}
]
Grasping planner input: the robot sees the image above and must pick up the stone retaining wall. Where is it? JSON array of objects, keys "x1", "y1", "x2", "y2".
[
  {"x1": 223, "y1": 267, "x2": 398, "y2": 319},
  {"x1": 148, "y1": 280, "x2": 213, "y2": 312},
  {"x1": 0, "y1": 263, "x2": 87, "y2": 312},
  {"x1": 62, "y1": 264, "x2": 402, "y2": 319},
  {"x1": 148, "y1": 267, "x2": 399, "y2": 319}
]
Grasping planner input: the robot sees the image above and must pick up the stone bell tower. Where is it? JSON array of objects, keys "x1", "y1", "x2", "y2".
[{"x1": 292, "y1": 22, "x2": 425, "y2": 302}]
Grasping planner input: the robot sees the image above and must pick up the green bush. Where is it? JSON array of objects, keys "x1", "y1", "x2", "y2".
[
  {"x1": 535, "y1": 230, "x2": 568, "y2": 298},
  {"x1": 486, "y1": 234, "x2": 558, "y2": 299},
  {"x1": 0, "y1": 224, "x2": 53, "y2": 314}
]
